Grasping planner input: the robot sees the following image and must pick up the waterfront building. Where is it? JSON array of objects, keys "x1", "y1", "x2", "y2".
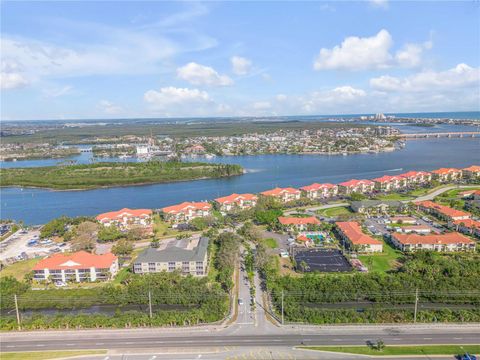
[
  {"x1": 372, "y1": 175, "x2": 407, "y2": 191},
  {"x1": 462, "y1": 165, "x2": 480, "y2": 179},
  {"x1": 278, "y1": 216, "x2": 321, "y2": 231},
  {"x1": 398, "y1": 171, "x2": 432, "y2": 185},
  {"x1": 300, "y1": 183, "x2": 338, "y2": 199},
  {"x1": 338, "y1": 179, "x2": 375, "y2": 195},
  {"x1": 390, "y1": 232, "x2": 475, "y2": 252},
  {"x1": 33, "y1": 251, "x2": 118, "y2": 283},
  {"x1": 133, "y1": 237, "x2": 208, "y2": 276},
  {"x1": 96, "y1": 208, "x2": 153, "y2": 230},
  {"x1": 214, "y1": 193, "x2": 258, "y2": 213},
  {"x1": 260, "y1": 187, "x2": 301, "y2": 203},
  {"x1": 416, "y1": 201, "x2": 471, "y2": 222},
  {"x1": 162, "y1": 202, "x2": 212, "y2": 223},
  {"x1": 335, "y1": 221, "x2": 383, "y2": 253},
  {"x1": 431, "y1": 168, "x2": 463, "y2": 182}
]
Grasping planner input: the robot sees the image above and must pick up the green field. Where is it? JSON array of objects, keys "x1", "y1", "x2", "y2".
[
  {"x1": 0, "y1": 161, "x2": 243, "y2": 190},
  {"x1": 358, "y1": 240, "x2": 402, "y2": 273},
  {"x1": 0, "y1": 258, "x2": 41, "y2": 281},
  {"x1": 262, "y1": 238, "x2": 278, "y2": 249},
  {"x1": 2, "y1": 350, "x2": 107, "y2": 360},
  {"x1": 316, "y1": 206, "x2": 353, "y2": 217},
  {"x1": 374, "y1": 193, "x2": 414, "y2": 201},
  {"x1": 300, "y1": 344, "x2": 480, "y2": 356}
]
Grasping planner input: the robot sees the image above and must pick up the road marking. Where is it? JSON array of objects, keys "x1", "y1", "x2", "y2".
[
  {"x1": 95, "y1": 342, "x2": 105, "y2": 345},
  {"x1": 423, "y1": 337, "x2": 432, "y2": 340},
  {"x1": 5, "y1": 345, "x2": 15, "y2": 348},
  {"x1": 36, "y1": 344, "x2": 45, "y2": 347},
  {"x1": 66, "y1": 343, "x2": 75, "y2": 346},
  {"x1": 454, "y1": 337, "x2": 463, "y2": 340}
]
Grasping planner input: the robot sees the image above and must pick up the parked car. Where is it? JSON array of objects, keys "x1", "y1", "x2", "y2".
[{"x1": 238, "y1": 298, "x2": 244, "y2": 306}]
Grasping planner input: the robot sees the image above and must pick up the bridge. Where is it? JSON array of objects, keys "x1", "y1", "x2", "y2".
[{"x1": 400, "y1": 131, "x2": 480, "y2": 139}]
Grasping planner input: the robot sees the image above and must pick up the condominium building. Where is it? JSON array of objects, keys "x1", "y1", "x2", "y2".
[
  {"x1": 278, "y1": 216, "x2": 321, "y2": 231},
  {"x1": 162, "y1": 202, "x2": 212, "y2": 223},
  {"x1": 416, "y1": 201, "x2": 471, "y2": 222},
  {"x1": 133, "y1": 237, "x2": 209, "y2": 276},
  {"x1": 398, "y1": 171, "x2": 432, "y2": 185},
  {"x1": 390, "y1": 232, "x2": 476, "y2": 252},
  {"x1": 462, "y1": 165, "x2": 480, "y2": 179},
  {"x1": 338, "y1": 179, "x2": 375, "y2": 195},
  {"x1": 300, "y1": 183, "x2": 338, "y2": 199},
  {"x1": 260, "y1": 187, "x2": 301, "y2": 203},
  {"x1": 431, "y1": 168, "x2": 462, "y2": 182},
  {"x1": 335, "y1": 221, "x2": 383, "y2": 253},
  {"x1": 214, "y1": 193, "x2": 258, "y2": 213},
  {"x1": 372, "y1": 175, "x2": 407, "y2": 191},
  {"x1": 96, "y1": 208, "x2": 153, "y2": 231},
  {"x1": 33, "y1": 251, "x2": 118, "y2": 283}
]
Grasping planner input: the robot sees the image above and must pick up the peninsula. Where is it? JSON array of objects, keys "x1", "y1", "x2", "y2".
[{"x1": 0, "y1": 161, "x2": 243, "y2": 190}]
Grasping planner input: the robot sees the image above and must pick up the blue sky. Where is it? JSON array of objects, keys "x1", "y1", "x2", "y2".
[{"x1": 1, "y1": 0, "x2": 479, "y2": 120}]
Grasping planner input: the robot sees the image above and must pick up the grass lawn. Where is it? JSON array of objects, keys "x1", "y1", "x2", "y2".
[
  {"x1": 262, "y1": 237, "x2": 278, "y2": 249},
  {"x1": 111, "y1": 267, "x2": 131, "y2": 284},
  {"x1": 438, "y1": 186, "x2": 480, "y2": 198},
  {"x1": 153, "y1": 215, "x2": 180, "y2": 238},
  {"x1": 299, "y1": 344, "x2": 480, "y2": 356},
  {"x1": 316, "y1": 206, "x2": 353, "y2": 218},
  {"x1": 0, "y1": 258, "x2": 40, "y2": 281},
  {"x1": 374, "y1": 193, "x2": 414, "y2": 201},
  {"x1": 358, "y1": 240, "x2": 402, "y2": 273},
  {"x1": 2, "y1": 350, "x2": 107, "y2": 360}
]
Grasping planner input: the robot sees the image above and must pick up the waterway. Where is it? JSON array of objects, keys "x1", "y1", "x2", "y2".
[{"x1": 1, "y1": 123, "x2": 479, "y2": 225}]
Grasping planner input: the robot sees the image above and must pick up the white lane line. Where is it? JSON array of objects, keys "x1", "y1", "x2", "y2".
[
  {"x1": 454, "y1": 337, "x2": 463, "y2": 340},
  {"x1": 6, "y1": 345, "x2": 15, "y2": 348},
  {"x1": 95, "y1": 342, "x2": 105, "y2": 345},
  {"x1": 36, "y1": 344, "x2": 45, "y2": 347},
  {"x1": 423, "y1": 337, "x2": 433, "y2": 340},
  {"x1": 66, "y1": 343, "x2": 75, "y2": 346}
]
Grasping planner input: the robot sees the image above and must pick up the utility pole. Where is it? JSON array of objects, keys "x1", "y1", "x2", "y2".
[
  {"x1": 281, "y1": 290, "x2": 284, "y2": 325},
  {"x1": 148, "y1": 290, "x2": 153, "y2": 319},
  {"x1": 413, "y1": 288, "x2": 419, "y2": 323},
  {"x1": 14, "y1": 294, "x2": 21, "y2": 330}
]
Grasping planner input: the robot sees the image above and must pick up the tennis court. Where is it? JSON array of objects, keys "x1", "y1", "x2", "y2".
[{"x1": 294, "y1": 248, "x2": 352, "y2": 272}]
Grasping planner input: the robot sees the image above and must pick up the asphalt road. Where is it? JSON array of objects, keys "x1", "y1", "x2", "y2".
[{"x1": 2, "y1": 328, "x2": 479, "y2": 352}]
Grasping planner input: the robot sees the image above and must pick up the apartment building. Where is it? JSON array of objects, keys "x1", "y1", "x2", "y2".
[
  {"x1": 338, "y1": 179, "x2": 375, "y2": 195},
  {"x1": 300, "y1": 183, "x2": 338, "y2": 199},
  {"x1": 335, "y1": 221, "x2": 383, "y2": 253},
  {"x1": 214, "y1": 193, "x2": 257, "y2": 213},
  {"x1": 431, "y1": 168, "x2": 462, "y2": 182},
  {"x1": 390, "y1": 232, "x2": 475, "y2": 252},
  {"x1": 416, "y1": 201, "x2": 471, "y2": 222},
  {"x1": 260, "y1": 187, "x2": 301, "y2": 203},
  {"x1": 96, "y1": 208, "x2": 153, "y2": 231},
  {"x1": 278, "y1": 216, "x2": 321, "y2": 231},
  {"x1": 398, "y1": 171, "x2": 432, "y2": 185},
  {"x1": 462, "y1": 165, "x2": 480, "y2": 179},
  {"x1": 162, "y1": 202, "x2": 212, "y2": 223},
  {"x1": 372, "y1": 175, "x2": 407, "y2": 191}
]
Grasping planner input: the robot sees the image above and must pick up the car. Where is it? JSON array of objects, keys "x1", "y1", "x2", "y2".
[
  {"x1": 460, "y1": 353, "x2": 477, "y2": 360},
  {"x1": 55, "y1": 281, "x2": 67, "y2": 287},
  {"x1": 238, "y1": 298, "x2": 244, "y2": 306}
]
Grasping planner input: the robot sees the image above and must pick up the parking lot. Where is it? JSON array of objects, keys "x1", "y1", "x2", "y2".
[
  {"x1": 365, "y1": 215, "x2": 443, "y2": 237},
  {"x1": 0, "y1": 228, "x2": 67, "y2": 263}
]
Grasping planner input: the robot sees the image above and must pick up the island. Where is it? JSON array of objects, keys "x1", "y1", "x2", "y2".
[{"x1": 0, "y1": 161, "x2": 243, "y2": 190}]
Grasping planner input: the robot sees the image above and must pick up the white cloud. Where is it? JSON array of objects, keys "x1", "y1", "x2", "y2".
[
  {"x1": 370, "y1": 63, "x2": 480, "y2": 92},
  {"x1": 98, "y1": 100, "x2": 124, "y2": 115},
  {"x1": 395, "y1": 41, "x2": 433, "y2": 68},
  {"x1": 314, "y1": 29, "x2": 393, "y2": 70},
  {"x1": 231, "y1": 56, "x2": 252, "y2": 75},
  {"x1": 314, "y1": 29, "x2": 432, "y2": 71},
  {"x1": 144, "y1": 86, "x2": 210, "y2": 109},
  {"x1": 1, "y1": 72, "x2": 29, "y2": 90},
  {"x1": 276, "y1": 94, "x2": 287, "y2": 102},
  {"x1": 176, "y1": 62, "x2": 233, "y2": 86},
  {"x1": 369, "y1": 0, "x2": 389, "y2": 9}
]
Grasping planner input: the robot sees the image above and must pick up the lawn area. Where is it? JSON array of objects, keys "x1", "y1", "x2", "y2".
[
  {"x1": 0, "y1": 258, "x2": 40, "y2": 281},
  {"x1": 153, "y1": 215, "x2": 180, "y2": 238},
  {"x1": 299, "y1": 344, "x2": 480, "y2": 356},
  {"x1": 438, "y1": 186, "x2": 480, "y2": 198},
  {"x1": 358, "y1": 240, "x2": 402, "y2": 273},
  {"x1": 2, "y1": 350, "x2": 107, "y2": 360},
  {"x1": 111, "y1": 267, "x2": 131, "y2": 284},
  {"x1": 374, "y1": 193, "x2": 414, "y2": 201},
  {"x1": 262, "y1": 237, "x2": 278, "y2": 249},
  {"x1": 316, "y1": 206, "x2": 353, "y2": 217}
]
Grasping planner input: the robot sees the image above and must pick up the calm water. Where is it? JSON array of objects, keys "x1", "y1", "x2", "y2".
[{"x1": 2, "y1": 136, "x2": 479, "y2": 225}]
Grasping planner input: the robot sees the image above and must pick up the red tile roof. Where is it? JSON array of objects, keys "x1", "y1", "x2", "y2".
[
  {"x1": 278, "y1": 216, "x2": 320, "y2": 226},
  {"x1": 463, "y1": 165, "x2": 480, "y2": 172},
  {"x1": 96, "y1": 208, "x2": 152, "y2": 222},
  {"x1": 431, "y1": 167, "x2": 461, "y2": 175},
  {"x1": 215, "y1": 193, "x2": 257, "y2": 204},
  {"x1": 33, "y1": 251, "x2": 117, "y2": 270},
  {"x1": 300, "y1": 183, "x2": 336, "y2": 191},
  {"x1": 399, "y1": 171, "x2": 431, "y2": 179},
  {"x1": 336, "y1": 222, "x2": 382, "y2": 245},
  {"x1": 162, "y1": 201, "x2": 212, "y2": 214},
  {"x1": 372, "y1": 175, "x2": 404, "y2": 183},
  {"x1": 392, "y1": 232, "x2": 474, "y2": 245},
  {"x1": 260, "y1": 187, "x2": 300, "y2": 196},
  {"x1": 297, "y1": 235, "x2": 311, "y2": 242},
  {"x1": 453, "y1": 218, "x2": 480, "y2": 229},
  {"x1": 338, "y1": 179, "x2": 374, "y2": 187},
  {"x1": 416, "y1": 201, "x2": 471, "y2": 219}
]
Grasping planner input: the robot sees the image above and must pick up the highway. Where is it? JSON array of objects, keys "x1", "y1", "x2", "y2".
[{"x1": 2, "y1": 327, "x2": 479, "y2": 351}]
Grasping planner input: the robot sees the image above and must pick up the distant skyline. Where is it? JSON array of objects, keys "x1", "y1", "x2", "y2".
[{"x1": 1, "y1": 1, "x2": 479, "y2": 120}]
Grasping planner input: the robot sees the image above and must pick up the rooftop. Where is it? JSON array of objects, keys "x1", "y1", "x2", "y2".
[
  {"x1": 215, "y1": 193, "x2": 257, "y2": 204},
  {"x1": 416, "y1": 201, "x2": 471, "y2": 219},
  {"x1": 96, "y1": 208, "x2": 152, "y2": 221},
  {"x1": 336, "y1": 221, "x2": 382, "y2": 245},
  {"x1": 135, "y1": 237, "x2": 209, "y2": 263},
  {"x1": 278, "y1": 216, "x2": 320, "y2": 225},
  {"x1": 392, "y1": 232, "x2": 474, "y2": 245},
  {"x1": 162, "y1": 201, "x2": 212, "y2": 214},
  {"x1": 34, "y1": 251, "x2": 117, "y2": 270}
]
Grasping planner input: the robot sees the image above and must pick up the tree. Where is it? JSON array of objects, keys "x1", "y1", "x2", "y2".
[
  {"x1": 40, "y1": 216, "x2": 70, "y2": 238},
  {"x1": 98, "y1": 225, "x2": 123, "y2": 243},
  {"x1": 238, "y1": 222, "x2": 263, "y2": 243},
  {"x1": 350, "y1": 192, "x2": 367, "y2": 201},
  {"x1": 71, "y1": 221, "x2": 98, "y2": 252},
  {"x1": 112, "y1": 239, "x2": 134, "y2": 256},
  {"x1": 126, "y1": 227, "x2": 144, "y2": 241},
  {"x1": 151, "y1": 239, "x2": 160, "y2": 248},
  {"x1": 190, "y1": 217, "x2": 209, "y2": 231}
]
